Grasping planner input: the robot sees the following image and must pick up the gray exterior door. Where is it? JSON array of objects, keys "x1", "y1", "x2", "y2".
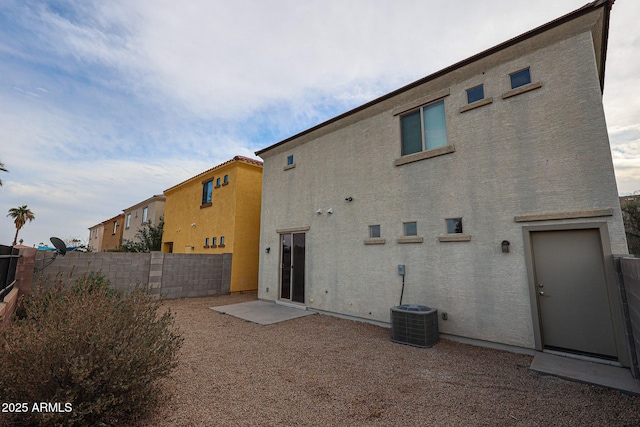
[{"x1": 531, "y1": 229, "x2": 617, "y2": 359}]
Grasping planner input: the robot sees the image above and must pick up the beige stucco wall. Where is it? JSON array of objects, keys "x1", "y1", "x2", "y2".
[
  {"x1": 122, "y1": 196, "x2": 165, "y2": 243},
  {"x1": 257, "y1": 24, "x2": 627, "y2": 350}
]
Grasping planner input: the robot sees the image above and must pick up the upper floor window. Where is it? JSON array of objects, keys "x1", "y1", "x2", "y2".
[
  {"x1": 216, "y1": 177, "x2": 221, "y2": 187},
  {"x1": 142, "y1": 207, "x2": 148, "y2": 223},
  {"x1": 403, "y1": 222, "x2": 417, "y2": 237},
  {"x1": 223, "y1": 175, "x2": 229, "y2": 184},
  {"x1": 369, "y1": 225, "x2": 381, "y2": 239},
  {"x1": 112, "y1": 221, "x2": 119, "y2": 234},
  {"x1": 466, "y1": 85, "x2": 484, "y2": 104},
  {"x1": 125, "y1": 213, "x2": 131, "y2": 229},
  {"x1": 401, "y1": 100, "x2": 447, "y2": 156},
  {"x1": 202, "y1": 180, "x2": 213, "y2": 204},
  {"x1": 287, "y1": 155, "x2": 294, "y2": 165},
  {"x1": 510, "y1": 68, "x2": 531, "y2": 89},
  {"x1": 446, "y1": 218, "x2": 463, "y2": 234},
  {"x1": 220, "y1": 236, "x2": 225, "y2": 246}
]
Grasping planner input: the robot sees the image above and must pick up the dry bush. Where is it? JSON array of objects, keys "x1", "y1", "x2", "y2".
[{"x1": 0, "y1": 272, "x2": 183, "y2": 426}]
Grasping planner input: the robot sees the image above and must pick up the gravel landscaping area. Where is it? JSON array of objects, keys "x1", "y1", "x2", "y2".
[{"x1": 141, "y1": 293, "x2": 640, "y2": 426}]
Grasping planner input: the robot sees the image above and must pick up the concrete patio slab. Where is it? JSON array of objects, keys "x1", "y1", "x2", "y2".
[
  {"x1": 211, "y1": 300, "x2": 315, "y2": 325},
  {"x1": 530, "y1": 352, "x2": 640, "y2": 396}
]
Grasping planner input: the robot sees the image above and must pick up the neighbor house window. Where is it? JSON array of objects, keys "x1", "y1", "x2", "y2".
[
  {"x1": 212, "y1": 237, "x2": 217, "y2": 246},
  {"x1": 403, "y1": 222, "x2": 417, "y2": 237},
  {"x1": 287, "y1": 155, "x2": 294, "y2": 165},
  {"x1": 205, "y1": 237, "x2": 210, "y2": 247},
  {"x1": 223, "y1": 175, "x2": 228, "y2": 184},
  {"x1": 401, "y1": 100, "x2": 448, "y2": 155},
  {"x1": 216, "y1": 177, "x2": 221, "y2": 187},
  {"x1": 466, "y1": 85, "x2": 484, "y2": 104},
  {"x1": 510, "y1": 68, "x2": 531, "y2": 89},
  {"x1": 220, "y1": 236, "x2": 225, "y2": 246},
  {"x1": 202, "y1": 180, "x2": 213, "y2": 204},
  {"x1": 142, "y1": 207, "x2": 148, "y2": 223},
  {"x1": 446, "y1": 218, "x2": 463, "y2": 234},
  {"x1": 113, "y1": 221, "x2": 118, "y2": 234},
  {"x1": 369, "y1": 225, "x2": 381, "y2": 238},
  {"x1": 125, "y1": 213, "x2": 131, "y2": 229}
]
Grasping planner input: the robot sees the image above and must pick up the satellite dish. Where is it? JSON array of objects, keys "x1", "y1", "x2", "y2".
[
  {"x1": 34, "y1": 236, "x2": 67, "y2": 273},
  {"x1": 50, "y1": 237, "x2": 67, "y2": 256}
]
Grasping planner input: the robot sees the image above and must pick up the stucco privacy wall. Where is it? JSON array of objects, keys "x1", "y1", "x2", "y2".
[
  {"x1": 34, "y1": 251, "x2": 231, "y2": 298},
  {"x1": 258, "y1": 9, "x2": 627, "y2": 350}
]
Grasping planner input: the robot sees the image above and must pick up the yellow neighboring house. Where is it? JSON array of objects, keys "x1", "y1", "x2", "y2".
[{"x1": 162, "y1": 156, "x2": 263, "y2": 293}]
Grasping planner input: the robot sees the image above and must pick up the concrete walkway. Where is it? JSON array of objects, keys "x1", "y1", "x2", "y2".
[
  {"x1": 211, "y1": 300, "x2": 315, "y2": 325},
  {"x1": 530, "y1": 352, "x2": 640, "y2": 396}
]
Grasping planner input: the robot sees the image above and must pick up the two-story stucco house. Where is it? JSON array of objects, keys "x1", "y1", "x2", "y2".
[
  {"x1": 162, "y1": 156, "x2": 263, "y2": 293},
  {"x1": 122, "y1": 194, "x2": 166, "y2": 244},
  {"x1": 256, "y1": 1, "x2": 632, "y2": 367}
]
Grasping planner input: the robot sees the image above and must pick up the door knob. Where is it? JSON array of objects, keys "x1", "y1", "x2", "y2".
[{"x1": 539, "y1": 291, "x2": 545, "y2": 296}]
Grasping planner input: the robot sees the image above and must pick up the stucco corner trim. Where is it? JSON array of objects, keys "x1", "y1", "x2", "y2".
[
  {"x1": 394, "y1": 145, "x2": 456, "y2": 167},
  {"x1": 283, "y1": 163, "x2": 296, "y2": 171},
  {"x1": 276, "y1": 226, "x2": 310, "y2": 234},
  {"x1": 502, "y1": 81, "x2": 543, "y2": 99},
  {"x1": 438, "y1": 234, "x2": 472, "y2": 242},
  {"x1": 460, "y1": 97, "x2": 493, "y2": 113},
  {"x1": 514, "y1": 208, "x2": 614, "y2": 223},
  {"x1": 397, "y1": 236, "x2": 424, "y2": 244},
  {"x1": 364, "y1": 238, "x2": 386, "y2": 245}
]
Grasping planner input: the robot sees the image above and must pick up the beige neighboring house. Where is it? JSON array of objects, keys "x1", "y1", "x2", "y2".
[
  {"x1": 88, "y1": 222, "x2": 104, "y2": 252},
  {"x1": 256, "y1": 1, "x2": 633, "y2": 368},
  {"x1": 122, "y1": 195, "x2": 166, "y2": 244}
]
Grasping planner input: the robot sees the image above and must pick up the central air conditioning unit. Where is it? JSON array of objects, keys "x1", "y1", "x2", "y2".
[{"x1": 390, "y1": 304, "x2": 439, "y2": 348}]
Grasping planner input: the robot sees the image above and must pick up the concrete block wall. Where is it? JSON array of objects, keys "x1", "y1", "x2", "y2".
[
  {"x1": 616, "y1": 256, "x2": 640, "y2": 379},
  {"x1": 34, "y1": 251, "x2": 231, "y2": 299},
  {"x1": 158, "y1": 253, "x2": 232, "y2": 299}
]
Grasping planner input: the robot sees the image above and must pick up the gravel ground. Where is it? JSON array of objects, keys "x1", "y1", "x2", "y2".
[{"x1": 140, "y1": 293, "x2": 640, "y2": 426}]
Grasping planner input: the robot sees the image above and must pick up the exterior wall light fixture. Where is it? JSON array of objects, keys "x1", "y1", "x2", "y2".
[
  {"x1": 501, "y1": 240, "x2": 510, "y2": 253},
  {"x1": 266, "y1": 247, "x2": 270, "y2": 253}
]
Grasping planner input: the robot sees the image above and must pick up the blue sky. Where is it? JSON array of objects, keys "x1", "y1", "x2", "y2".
[{"x1": 1, "y1": 0, "x2": 639, "y2": 247}]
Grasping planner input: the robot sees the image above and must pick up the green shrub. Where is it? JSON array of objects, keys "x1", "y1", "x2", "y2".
[{"x1": 0, "y1": 272, "x2": 183, "y2": 426}]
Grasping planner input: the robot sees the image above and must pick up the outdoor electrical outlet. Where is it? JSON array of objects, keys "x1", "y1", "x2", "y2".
[{"x1": 442, "y1": 312, "x2": 448, "y2": 320}]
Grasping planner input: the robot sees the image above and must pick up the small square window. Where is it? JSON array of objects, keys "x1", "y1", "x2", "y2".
[
  {"x1": 446, "y1": 218, "x2": 463, "y2": 234},
  {"x1": 403, "y1": 222, "x2": 417, "y2": 237},
  {"x1": 287, "y1": 155, "x2": 294, "y2": 165},
  {"x1": 510, "y1": 68, "x2": 531, "y2": 89},
  {"x1": 369, "y1": 225, "x2": 381, "y2": 238},
  {"x1": 466, "y1": 85, "x2": 484, "y2": 104},
  {"x1": 216, "y1": 177, "x2": 221, "y2": 187}
]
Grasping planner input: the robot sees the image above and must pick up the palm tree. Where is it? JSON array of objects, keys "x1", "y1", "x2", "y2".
[
  {"x1": 7, "y1": 205, "x2": 35, "y2": 246},
  {"x1": 0, "y1": 161, "x2": 7, "y2": 187}
]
